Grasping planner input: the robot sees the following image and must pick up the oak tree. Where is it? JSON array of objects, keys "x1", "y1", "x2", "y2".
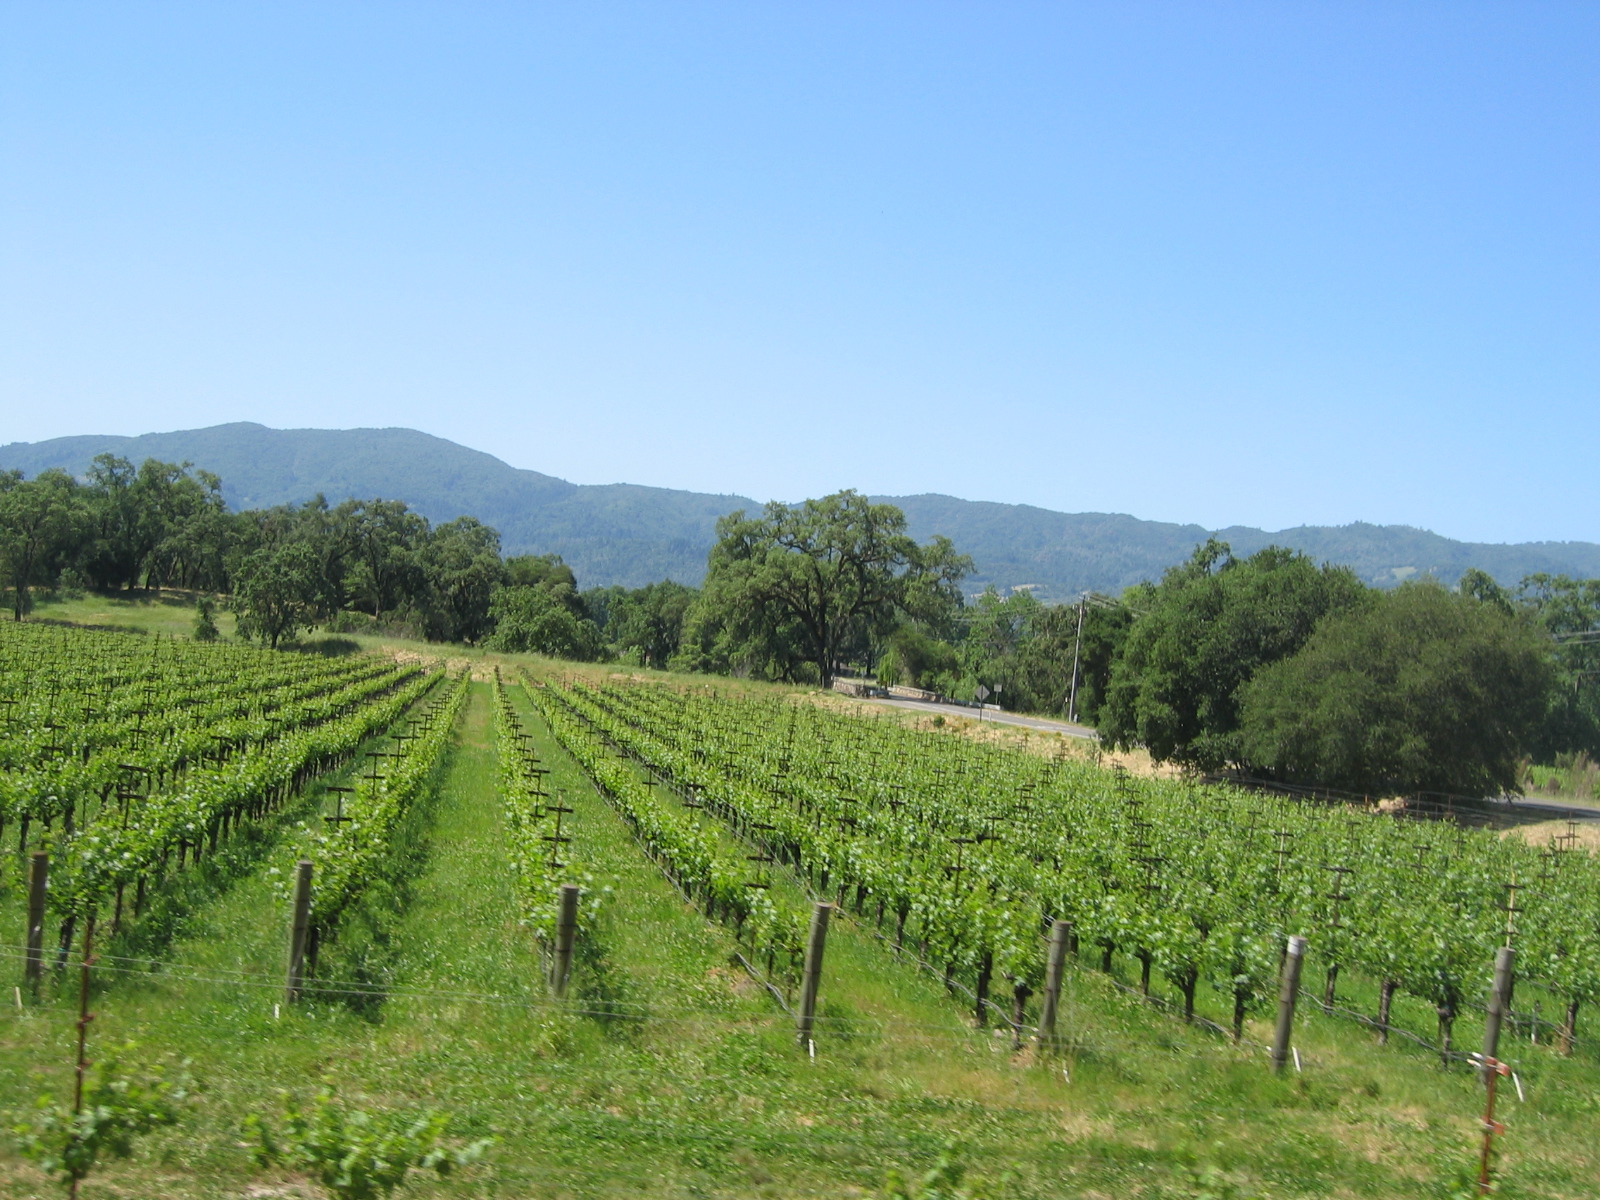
[{"x1": 695, "y1": 491, "x2": 970, "y2": 688}]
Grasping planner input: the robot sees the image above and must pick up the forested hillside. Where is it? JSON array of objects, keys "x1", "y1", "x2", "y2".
[{"x1": 5, "y1": 423, "x2": 1599, "y2": 597}]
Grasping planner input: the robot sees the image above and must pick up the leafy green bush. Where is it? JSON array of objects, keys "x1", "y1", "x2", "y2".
[
  {"x1": 12, "y1": 1050, "x2": 190, "y2": 1193},
  {"x1": 247, "y1": 1085, "x2": 490, "y2": 1200},
  {"x1": 883, "y1": 1142, "x2": 1017, "y2": 1200},
  {"x1": 193, "y1": 595, "x2": 219, "y2": 641}
]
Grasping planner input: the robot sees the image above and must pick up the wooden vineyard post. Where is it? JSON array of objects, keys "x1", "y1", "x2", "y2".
[
  {"x1": 1036, "y1": 919, "x2": 1072, "y2": 1052},
  {"x1": 795, "y1": 901, "x2": 833, "y2": 1050},
  {"x1": 1270, "y1": 935, "x2": 1307, "y2": 1073},
  {"x1": 285, "y1": 859, "x2": 313, "y2": 1004},
  {"x1": 24, "y1": 851, "x2": 48, "y2": 995},
  {"x1": 1558, "y1": 997, "x2": 1579, "y2": 1056},
  {"x1": 1480, "y1": 946, "x2": 1516, "y2": 1080},
  {"x1": 551, "y1": 884, "x2": 581, "y2": 999}
]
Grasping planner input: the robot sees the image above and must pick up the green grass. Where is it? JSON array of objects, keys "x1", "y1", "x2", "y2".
[
  {"x1": 16, "y1": 588, "x2": 234, "y2": 639},
  {"x1": 2, "y1": 647, "x2": 1599, "y2": 1196},
  {"x1": 1523, "y1": 760, "x2": 1600, "y2": 809}
]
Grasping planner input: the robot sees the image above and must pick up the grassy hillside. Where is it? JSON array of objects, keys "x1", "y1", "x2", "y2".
[{"x1": 6, "y1": 424, "x2": 1600, "y2": 599}]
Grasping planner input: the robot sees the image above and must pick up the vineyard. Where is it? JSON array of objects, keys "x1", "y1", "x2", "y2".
[
  {"x1": 2, "y1": 619, "x2": 1599, "y2": 1198},
  {"x1": 535, "y1": 675, "x2": 1600, "y2": 1057}
]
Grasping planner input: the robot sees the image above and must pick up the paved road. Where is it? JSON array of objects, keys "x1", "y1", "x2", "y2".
[
  {"x1": 848, "y1": 700, "x2": 1600, "y2": 820},
  {"x1": 1485, "y1": 794, "x2": 1600, "y2": 822},
  {"x1": 849, "y1": 694, "x2": 1099, "y2": 740},
  {"x1": 842, "y1": 694, "x2": 1600, "y2": 818}
]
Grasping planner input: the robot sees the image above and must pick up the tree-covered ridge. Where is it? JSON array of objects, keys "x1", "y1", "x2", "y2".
[{"x1": 5, "y1": 423, "x2": 1598, "y2": 597}]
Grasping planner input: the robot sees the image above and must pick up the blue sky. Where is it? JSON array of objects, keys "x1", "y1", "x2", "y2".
[{"x1": 2, "y1": 2, "x2": 1595, "y2": 544}]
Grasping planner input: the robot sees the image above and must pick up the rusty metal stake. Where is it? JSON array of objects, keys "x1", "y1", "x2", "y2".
[{"x1": 1476, "y1": 1055, "x2": 1510, "y2": 1196}]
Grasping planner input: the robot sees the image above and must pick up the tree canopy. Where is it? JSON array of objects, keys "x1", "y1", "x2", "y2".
[
  {"x1": 1239, "y1": 581, "x2": 1553, "y2": 797},
  {"x1": 485, "y1": 553, "x2": 605, "y2": 659},
  {"x1": 232, "y1": 541, "x2": 321, "y2": 649},
  {"x1": 1516, "y1": 573, "x2": 1600, "y2": 761},
  {"x1": 689, "y1": 491, "x2": 970, "y2": 688},
  {"x1": 1098, "y1": 541, "x2": 1369, "y2": 771},
  {"x1": 486, "y1": 584, "x2": 604, "y2": 659},
  {"x1": 0, "y1": 469, "x2": 83, "y2": 620}
]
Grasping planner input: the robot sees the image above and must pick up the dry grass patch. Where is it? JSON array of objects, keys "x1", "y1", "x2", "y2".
[{"x1": 1504, "y1": 818, "x2": 1600, "y2": 852}]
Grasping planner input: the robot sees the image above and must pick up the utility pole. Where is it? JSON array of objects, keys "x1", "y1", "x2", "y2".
[{"x1": 1067, "y1": 593, "x2": 1087, "y2": 724}]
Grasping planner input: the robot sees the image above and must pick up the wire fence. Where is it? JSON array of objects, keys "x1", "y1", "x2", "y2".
[{"x1": 0, "y1": 929, "x2": 1581, "y2": 1098}]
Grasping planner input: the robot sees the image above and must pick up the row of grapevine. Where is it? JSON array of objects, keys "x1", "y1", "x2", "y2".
[
  {"x1": 0, "y1": 623, "x2": 461, "y2": 975},
  {"x1": 293, "y1": 669, "x2": 470, "y2": 936},
  {"x1": 557, "y1": 680, "x2": 1043, "y2": 1025},
  {"x1": 0, "y1": 622, "x2": 399, "y2": 757},
  {"x1": 50, "y1": 665, "x2": 445, "y2": 927},
  {"x1": 493, "y1": 668, "x2": 604, "y2": 944},
  {"x1": 526, "y1": 676, "x2": 809, "y2": 987},
  {"x1": 564, "y1": 678, "x2": 1600, "y2": 1053},
  {"x1": 4, "y1": 660, "x2": 423, "y2": 846},
  {"x1": 1, "y1": 621, "x2": 417, "y2": 837}
]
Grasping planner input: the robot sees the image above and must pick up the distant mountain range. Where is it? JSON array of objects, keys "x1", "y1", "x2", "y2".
[{"x1": 5, "y1": 422, "x2": 1598, "y2": 601}]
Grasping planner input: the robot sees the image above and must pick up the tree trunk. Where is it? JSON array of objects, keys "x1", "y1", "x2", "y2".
[
  {"x1": 1377, "y1": 979, "x2": 1397, "y2": 1045},
  {"x1": 55, "y1": 913, "x2": 76, "y2": 970},
  {"x1": 1011, "y1": 982, "x2": 1032, "y2": 1049},
  {"x1": 974, "y1": 952, "x2": 993, "y2": 1026}
]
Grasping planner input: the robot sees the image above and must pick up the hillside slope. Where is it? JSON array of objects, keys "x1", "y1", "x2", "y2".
[{"x1": 5, "y1": 423, "x2": 1598, "y2": 597}]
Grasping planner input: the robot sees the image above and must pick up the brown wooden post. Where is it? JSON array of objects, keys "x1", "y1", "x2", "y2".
[
  {"x1": 1558, "y1": 996, "x2": 1579, "y2": 1056},
  {"x1": 796, "y1": 901, "x2": 833, "y2": 1049},
  {"x1": 285, "y1": 859, "x2": 313, "y2": 1003},
  {"x1": 1270, "y1": 935, "x2": 1307, "y2": 1073},
  {"x1": 551, "y1": 884, "x2": 581, "y2": 999},
  {"x1": 24, "y1": 851, "x2": 48, "y2": 994},
  {"x1": 1036, "y1": 919, "x2": 1072, "y2": 1052},
  {"x1": 1481, "y1": 946, "x2": 1516, "y2": 1079}
]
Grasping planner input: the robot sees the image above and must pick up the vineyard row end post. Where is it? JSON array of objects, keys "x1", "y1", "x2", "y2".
[
  {"x1": 1036, "y1": 919, "x2": 1072, "y2": 1052},
  {"x1": 285, "y1": 859, "x2": 314, "y2": 1004},
  {"x1": 1480, "y1": 945, "x2": 1516, "y2": 1081},
  {"x1": 551, "y1": 884, "x2": 581, "y2": 999},
  {"x1": 796, "y1": 901, "x2": 833, "y2": 1050},
  {"x1": 1271, "y1": 935, "x2": 1307, "y2": 1073},
  {"x1": 25, "y1": 850, "x2": 48, "y2": 995}
]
